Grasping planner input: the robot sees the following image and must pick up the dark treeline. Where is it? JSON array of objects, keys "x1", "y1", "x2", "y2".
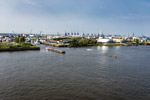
[{"x1": 68, "y1": 38, "x2": 103, "y2": 47}]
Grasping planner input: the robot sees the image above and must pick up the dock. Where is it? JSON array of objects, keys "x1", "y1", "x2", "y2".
[{"x1": 46, "y1": 47, "x2": 65, "y2": 54}]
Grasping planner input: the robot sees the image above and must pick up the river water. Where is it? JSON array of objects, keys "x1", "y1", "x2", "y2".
[{"x1": 0, "y1": 45, "x2": 150, "y2": 100}]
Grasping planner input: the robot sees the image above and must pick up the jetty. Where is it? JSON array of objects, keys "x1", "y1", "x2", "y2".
[{"x1": 46, "y1": 47, "x2": 65, "y2": 54}]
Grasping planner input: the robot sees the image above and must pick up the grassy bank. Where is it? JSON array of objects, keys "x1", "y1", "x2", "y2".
[
  {"x1": 103, "y1": 43, "x2": 123, "y2": 46},
  {"x1": 0, "y1": 43, "x2": 37, "y2": 49},
  {"x1": 68, "y1": 38, "x2": 102, "y2": 47},
  {"x1": 139, "y1": 43, "x2": 150, "y2": 45},
  {"x1": 0, "y1": 43, "x2": 40, "y2": 51}
]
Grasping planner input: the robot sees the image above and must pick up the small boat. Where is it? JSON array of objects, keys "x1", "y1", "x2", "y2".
[{"x1": 87, "y1": 49, "x2": 94, "y2": 51}]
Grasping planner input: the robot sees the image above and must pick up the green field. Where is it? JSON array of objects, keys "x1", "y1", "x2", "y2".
[{"x1": 0, "y1": 43, "x2": 37, "y2": 49}]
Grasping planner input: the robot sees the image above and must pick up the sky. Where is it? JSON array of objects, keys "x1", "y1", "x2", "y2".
[{"x1": 0, "y1": 0, "x2": 150, "y2": 36}]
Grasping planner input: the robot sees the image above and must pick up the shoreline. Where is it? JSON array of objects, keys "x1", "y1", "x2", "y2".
[
  {"x1": 0, "y1": 47, "x2": 40, "y2": 52},
  {"x1": 42, "y1": 42, "x2": 150, "y2": 47}
]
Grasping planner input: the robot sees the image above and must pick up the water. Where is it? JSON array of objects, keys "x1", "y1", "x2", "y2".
[{"x1": 0, "y1": 45, "x2": 150, "y2": 100}]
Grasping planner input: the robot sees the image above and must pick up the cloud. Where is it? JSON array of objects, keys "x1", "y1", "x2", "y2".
[{"x1": 0, "y1": 0, "x2": 150, "y2": 35}]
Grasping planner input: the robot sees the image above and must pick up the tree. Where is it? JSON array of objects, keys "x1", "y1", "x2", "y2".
[
  {"x1": 88, "y1": 38, "x2": 97, "y2": 45},
  {"x1": 14, "y1": 36, "x2": 25, "y2": 43},
  {"x1": 69, "y1": 38, "x2": 79, "y2": 47},
  {"x1": 15, "y1": 37, "x2": 19, "y2": 43},
  {"x1": 19, "y1": 36, "x2": 25, "y2": 43},
  {"x1": 78, "y1": 39, "x2": 88, "y2": 46},
  {"x1": 136, "y1": 39, "x2": 139, "y2": 44}
]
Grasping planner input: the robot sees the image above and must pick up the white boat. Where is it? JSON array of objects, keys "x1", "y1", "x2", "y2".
[{"x1": 87, "y1": 49, "x2": 94, "y2": 51}]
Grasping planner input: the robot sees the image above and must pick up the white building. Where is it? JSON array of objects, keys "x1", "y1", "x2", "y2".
[{"x1": 97, "y1": 36, "x2": 113, "y2": 43}]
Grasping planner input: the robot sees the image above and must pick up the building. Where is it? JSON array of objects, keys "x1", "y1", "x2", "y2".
[
  {"x1": 64, "y1": 32, "x2": 81, "y2": 38},
  {"x1": 113, "y1": 38, "x2": 123, "y2": 43},
  {"x1": 97, "y1": 34, "x2": 113, "y2": 43}
]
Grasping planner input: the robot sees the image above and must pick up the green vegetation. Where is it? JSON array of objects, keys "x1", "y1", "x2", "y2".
[
  {"x1": 50, "y1": 37, "x2": 150, "y2": 47},
  {"x1": 15, "y1": 36, "x2": 25, "y2": 43},
  {"x1": 135, "y1": 39, "x2": 139, "y2": 44},
  {"x1": 68, "y1": 38, "x2": 102, "y2": 47},
  {"x1": 0, "y1": 36, "x2": 37, "y2": 49},
  {"x1": 146, "y1": 43, "x2": 150, "y2": 45},
  {"x1": 0, "y1": 44, "x2": 18, "y2": 49},
  {"x1": 69, "y1": 38, "x2": 79, "y2": 47},
  {"x1": 18, "y1": 42, "x2": 37, "y2": 48},
  {"x1": 103, "y1": 43, "x2": 123, "y2": 46},
  {"x1": 67, "y1": 38, "x2": 130, "y2": 47},
  {"x1": 139, "y1": 42, "x2": 150, "y2": 45},
  {"x1": 96, "y1": 42, "x2": 103, "y2": 46},
  {"x1": 14, "y1": 35, "x2": 36, "y2": 48},
  {"x1": 133, "y1": 39, "x2": 150, "y2": 45},
  {"x1": 0, "y1": 43, "x2": 37, "y2": 49}
]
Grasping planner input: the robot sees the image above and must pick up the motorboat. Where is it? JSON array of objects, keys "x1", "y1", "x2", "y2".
[{"x1": 87, "y1": 49, "x2": 94, "y2": 51}]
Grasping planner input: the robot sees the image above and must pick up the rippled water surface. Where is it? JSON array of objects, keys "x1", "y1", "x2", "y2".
[{"x1": 0, "y1": 45, "x2": 150, "y2": 100}]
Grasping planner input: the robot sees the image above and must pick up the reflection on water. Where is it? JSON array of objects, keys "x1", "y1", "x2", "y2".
[
  {"x1": 97, "y1": 46, "x2": 109, "y2": 53},
  {"x1": 116, "y1": 46, "x2": 121, "y2": 50},
  {"x1": 0, "y1": 45, "x2": 150, "y2": 100}
]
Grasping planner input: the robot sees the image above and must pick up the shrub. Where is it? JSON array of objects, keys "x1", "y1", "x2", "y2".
[{"x1": 14, "y1": 36, "x2": 25, "y2": 43}]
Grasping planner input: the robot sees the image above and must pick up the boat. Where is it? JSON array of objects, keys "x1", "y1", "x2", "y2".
[
  {"x1": 87, "y1": 49, "x2": 94, "y2": 51},
  {"x1": 46, "y1": 47, "x2": 65, "y2": 54}
]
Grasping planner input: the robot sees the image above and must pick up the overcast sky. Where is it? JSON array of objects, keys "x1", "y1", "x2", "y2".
[{"x1": 0, "y1": 0, "x2": 150, "y2": 36}]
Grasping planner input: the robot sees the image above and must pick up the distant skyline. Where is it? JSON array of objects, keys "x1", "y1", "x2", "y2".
[{"x1": 0, "y1": 0, "x2": 150, "y2": 36}]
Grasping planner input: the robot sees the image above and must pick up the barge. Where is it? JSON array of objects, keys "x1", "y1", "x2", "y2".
[{"x1": 46, "y1": 47, "x2": 65, "y2": 54}]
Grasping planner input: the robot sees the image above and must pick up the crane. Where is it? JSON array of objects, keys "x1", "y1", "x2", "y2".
[
  {"x1": 37, "y1": 31, "x2": 42, "y2": 40},
  {"x1": 35, "y1": 31, "x2": 42, "y2": 44}
]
